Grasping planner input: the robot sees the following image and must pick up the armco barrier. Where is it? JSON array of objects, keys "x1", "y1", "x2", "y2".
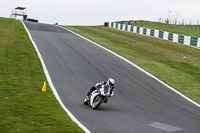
[
  {"x1": 173, "y1": 34, "x2": 179, "y2": 43},
  {"x1": 154, "y1": 30, "x2": 159, "y2": 38},
  {"x1": 109, "y1": 22, "x2": 200, "y2": 48},
  {"x1": 184, "y1": 36, "x2": 191, "y2": 46},
  {"x1": 168, "y1": 33, "x2": 173, "y2": 41},
  {"x1": 198, "y1": 39, "x2": 200, "y2": 47},
  {"x1": 178, "y1": 35, "x2": 184, "y2": 44},
  {"x1": 143, "y1": 28, "x2": 147, "y2": 35},
  {"x1": 190, "y1": 37, "x2": 198, "y2": 47},
  {"x1": 150, "y1": 29, "x2": 154, "y2": 37},
  {"x1": 163, "y1": 32, "x2": 169, "y2": 40}
]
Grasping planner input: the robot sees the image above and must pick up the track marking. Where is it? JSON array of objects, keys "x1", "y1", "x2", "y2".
[
  {"x1": 149, "y1": 122, "x2": 182, "y2": 132},
  {"x1": 21, "y1": 21, "x2": 91, "y2": 133}
]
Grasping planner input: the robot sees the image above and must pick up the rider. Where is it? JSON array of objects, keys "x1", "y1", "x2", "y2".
[{"x1": 86, "y1": 78, "x2": 115, "y2": 103}]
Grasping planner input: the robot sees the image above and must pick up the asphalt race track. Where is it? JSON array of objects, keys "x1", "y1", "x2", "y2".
[{"x1": 23, "y1": 21, "x2": 200, "y2": 133}]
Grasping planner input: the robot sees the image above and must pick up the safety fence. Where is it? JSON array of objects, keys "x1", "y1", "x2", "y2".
[{"x1": 109, "y1": 22, "x2": 200, "y2": 48}]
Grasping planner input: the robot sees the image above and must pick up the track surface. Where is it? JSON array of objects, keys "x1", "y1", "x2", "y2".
[{"x1": 24, "y1": 21, "x2": 200, "y2": 133}]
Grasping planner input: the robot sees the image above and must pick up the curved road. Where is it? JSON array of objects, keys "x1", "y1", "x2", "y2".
[{"x1": 23, "y1": 21, "x2": 200, "y2": 133}]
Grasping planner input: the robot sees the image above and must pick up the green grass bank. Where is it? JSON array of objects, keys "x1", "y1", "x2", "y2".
[
  {"x1": 132, "y1": 22, "x2": 200, "y2": 37},
  {"x1": 0, "y1": 17, "x2": 83, "y2": 133},
  {"x1": 63, "y1": 25, "x2": 200, "y2": 104}
]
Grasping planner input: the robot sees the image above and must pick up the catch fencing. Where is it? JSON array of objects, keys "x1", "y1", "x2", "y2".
[{"x1": 109, "y1": 22, "x2": 200, "y2": 48}]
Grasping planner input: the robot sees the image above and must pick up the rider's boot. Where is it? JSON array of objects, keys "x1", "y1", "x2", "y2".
[
  {"x1": 104, "y1": 98, "x2": 108, "y2": 103},
  {"x1": 86, "y1": 91, "x2": 91, "y2": 100}
]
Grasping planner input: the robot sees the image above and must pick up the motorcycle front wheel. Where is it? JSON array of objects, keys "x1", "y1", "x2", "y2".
[{"x1": 92, "y1": 95, "x2": 103, "y2": 110}]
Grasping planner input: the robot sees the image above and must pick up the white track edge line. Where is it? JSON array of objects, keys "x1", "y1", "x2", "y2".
[
  {"x1": 21, "y1": 21, "x2": 91, "y2": 133},
  {"x1": 58, "y1": 25, "x2": 200, "y2": 108}
]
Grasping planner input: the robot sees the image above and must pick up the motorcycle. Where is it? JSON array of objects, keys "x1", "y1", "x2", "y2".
[{"x1": 83, "y1": 85, "x2": 110, "y2": 110}]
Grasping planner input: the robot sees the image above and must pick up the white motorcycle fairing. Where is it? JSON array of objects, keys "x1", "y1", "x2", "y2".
[{"x1": 90, "y1": 90, "x2": 100, "y2": 107}]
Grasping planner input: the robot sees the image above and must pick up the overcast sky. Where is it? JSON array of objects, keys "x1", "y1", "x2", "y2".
[{"x1": 0, "y1": 0, "x2": 200, "y2": 25}]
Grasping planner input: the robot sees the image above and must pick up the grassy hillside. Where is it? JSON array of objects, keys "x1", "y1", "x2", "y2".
[
  {"x1": 132, "y1": 22, "x2": 200, "y2": 37},
  {"x1": 0, "y1": 17, "x2": 83, "y2": 133},
  {"x1": 63, "y1": 25, "x2": 200, "y2": 104}
]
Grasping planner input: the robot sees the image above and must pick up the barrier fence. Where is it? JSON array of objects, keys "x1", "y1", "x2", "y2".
[{"x1": 109, "y1": 22, "x2": 200, "y2": 48}]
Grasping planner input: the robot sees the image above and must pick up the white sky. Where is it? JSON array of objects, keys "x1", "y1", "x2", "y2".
[{"x1": 0, "y1": 0, "x2": 200, "y2": 25}]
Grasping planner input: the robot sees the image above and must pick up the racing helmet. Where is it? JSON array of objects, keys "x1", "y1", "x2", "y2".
[{"x1": 107, "y1": 78, "x2": 115, "y2": 86}]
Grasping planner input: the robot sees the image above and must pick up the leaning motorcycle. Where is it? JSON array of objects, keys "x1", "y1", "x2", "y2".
[{"x1": 84, "y1": 86, "x2": 110, "y2": 110}]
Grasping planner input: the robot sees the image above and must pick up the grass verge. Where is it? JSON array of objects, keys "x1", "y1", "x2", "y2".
[
  {"x1": 0, "y1": 17, "x2": 83, "y2": 133},
  {"x1": 132, "y1": 22, "x2": 200, "y2": 37},
  {"x1": 63, "y1": 25, "x2": 200, "y2": 104}
]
